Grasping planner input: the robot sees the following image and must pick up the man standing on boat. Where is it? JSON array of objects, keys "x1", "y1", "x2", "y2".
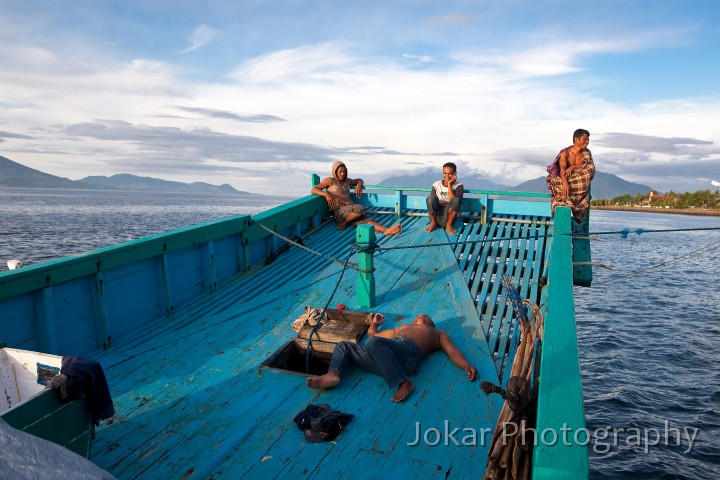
[
  {"x1": 546, "y1": 129, "x2": 595, "y2": 223},
  {"x1": 312, "y1": 161, "x2": 402, "y2": 235},
  {"x1": 306, "y1": 313, "x2": 477, "y2": 402},
  {"x1": 425, "y1": 162, "x2": 464, "y2": 234}
]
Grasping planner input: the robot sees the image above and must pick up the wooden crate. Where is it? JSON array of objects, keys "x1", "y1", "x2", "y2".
[{"x1": 297, "y1": 308, "x2": 372, "y2": 344}]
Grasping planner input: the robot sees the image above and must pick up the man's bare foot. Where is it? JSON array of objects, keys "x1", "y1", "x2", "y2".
[
  {"x1": 306, "y1": 371, "x2": 341, "y2": 389},
  {"x1": 445, "y1": 225, "x2": 457, "y2": 235},
  {"x1": 383, "y1": 224, "x2": 402, "y2": 235},
  {"x1": 391, "y1": 379, "x2": 414, "y2": 402},
  {"x1": 424, "y1": 223, "x2": 438, "y2": 233},
  {"x1": 337, "y1": 221, "x2": 348, "y2": 231}
]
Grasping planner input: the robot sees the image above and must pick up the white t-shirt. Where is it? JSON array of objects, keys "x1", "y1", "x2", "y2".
[{"x1": 431, "y1": 180, "x2": 464, "y2": 204}]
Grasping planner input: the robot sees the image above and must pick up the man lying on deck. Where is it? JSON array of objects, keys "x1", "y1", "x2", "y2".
[{"x1": 307, "y1": 313, "x2": 477, "y2": 402}]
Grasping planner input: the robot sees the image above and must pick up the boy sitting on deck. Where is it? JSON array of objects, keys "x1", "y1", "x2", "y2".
[
  {"x1": 307, "y1": 313, "x2": 477, "y2": 403},
  {"x1": 311, "y1": 161, "x2": 402, "y2": 235}
]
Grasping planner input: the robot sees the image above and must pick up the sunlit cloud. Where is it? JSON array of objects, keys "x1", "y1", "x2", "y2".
[
  {"x1": 0, "y1": 3, "x2": 717, "y2": 195},
  {"x1": 178, "y1": 25, "x2": 219, "y2": 54}
]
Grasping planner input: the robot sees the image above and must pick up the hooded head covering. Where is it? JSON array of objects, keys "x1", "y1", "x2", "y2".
[{"x1": 332, "y1": 161, "x2": 346, "y2": 181}]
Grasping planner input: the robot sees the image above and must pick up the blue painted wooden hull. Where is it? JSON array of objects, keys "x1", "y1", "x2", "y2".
[{"x1": 0, "y1": 184, "x2": 589, "y2": 478}]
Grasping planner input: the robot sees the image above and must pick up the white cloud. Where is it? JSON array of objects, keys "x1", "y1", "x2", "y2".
[
  {"x1": 0, "y1": 6, "x2": 718, "y2": 196},
  {"x1": 178, "y1": 25, "x2": 219, "y2": 54},
  {"x1": 230, "y1": 43, "x2": 357, "y2": 83}
]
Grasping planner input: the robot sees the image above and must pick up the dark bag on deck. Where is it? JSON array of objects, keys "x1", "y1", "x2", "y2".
[{"x1": 293, "y1": 403, "x2": 354, "y2": 443}]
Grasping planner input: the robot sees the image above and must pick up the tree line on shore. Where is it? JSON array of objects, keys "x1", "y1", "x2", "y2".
[{"x1": 591, "y1": 189, "x2": 720, "y2": 210}]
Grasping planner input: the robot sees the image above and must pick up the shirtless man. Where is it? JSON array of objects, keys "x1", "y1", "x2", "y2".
[
  {"x1": 306, "y1": 313, "x2": 477, "y2": 402},
  {"x1": 311, "y1": 161, "x2": 402, "y2": 235},
  {"x1": 558, "y1": 130, "x2": 590, "y2": 198}
]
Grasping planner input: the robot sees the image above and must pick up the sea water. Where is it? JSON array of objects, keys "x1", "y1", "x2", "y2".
[
  {"x1": 0, "y1": 189, "x2": 718, "y2": 478},
  {"x1": 577, "y1": 210, "x2": 720, "y2": 479},
  {"x1": 0, "y1": 188, "x2": 290, "y2": 266}
]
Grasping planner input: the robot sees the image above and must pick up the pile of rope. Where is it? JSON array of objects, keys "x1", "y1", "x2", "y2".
[{"x1": 483, "y1": 275, "x2": 544, "y2": 480}]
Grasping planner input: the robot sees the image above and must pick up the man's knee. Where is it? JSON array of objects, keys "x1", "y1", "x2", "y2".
[
  {"x1": 333, "y1": 340, "x2": 356, "y2": 356},
  {"x1": 447, "y1": 197, "x2": 462, "y2": 212},
  {"x1": 426, "y1": 195, "x2": 440, "y2": 213}
]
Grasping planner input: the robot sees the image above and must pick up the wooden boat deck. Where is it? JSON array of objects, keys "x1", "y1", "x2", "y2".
[{"x1": 89, "y1": 209, "x2": 550, "y2": 479}]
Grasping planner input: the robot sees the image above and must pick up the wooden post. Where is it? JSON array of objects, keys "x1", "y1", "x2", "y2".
[
  {"x1": 356, "y1": 224, "x2": 376, "y2": 308},
  {"x1": 572, "y1": 208, "x2": 592, "y2": 287}
]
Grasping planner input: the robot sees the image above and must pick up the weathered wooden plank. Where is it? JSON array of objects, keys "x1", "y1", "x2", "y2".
[
  {"x1": 532, "y1": 207, "x2": 589, "y2": 478},
  {"x1": 2, "y1": 389, "x2": 94, "y2": 458}
]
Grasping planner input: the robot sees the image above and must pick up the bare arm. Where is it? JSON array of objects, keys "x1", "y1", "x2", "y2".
[
  {"x1": 348, "y1": 177, "x2": 364, "y2": 198},
  {"x1": 439, "y1": 331, "x2": 477, "y2": 381},
  {"x1": 311, "y1": 177, "x2": 338, "y2": 208},
  {"x1": 446, "y1": 175, "x2": 457, "y2": 200},
  {"x1": 367, "y1": 313, "x2": 395, "y2": 339},
  {"x1": 558, "y1": 150, "x2": 570, "y2": 197}
]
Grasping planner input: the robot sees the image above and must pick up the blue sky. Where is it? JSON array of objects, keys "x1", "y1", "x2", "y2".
[{"x1": 1, "y1": 0, "x2": 719, "y2": 195}]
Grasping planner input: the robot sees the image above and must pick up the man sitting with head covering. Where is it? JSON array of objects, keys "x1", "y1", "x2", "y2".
[{"x1": 311, "y1": 160, "x2": 402, "y2": 235}]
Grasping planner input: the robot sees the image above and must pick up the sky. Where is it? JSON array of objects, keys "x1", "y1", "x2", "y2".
[{"x1": 1, "y1": 1, "x2": 719, "y2": 196}]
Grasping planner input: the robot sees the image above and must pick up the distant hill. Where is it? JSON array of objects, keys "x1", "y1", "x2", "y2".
[
  {"x1": 379, "y1": 167, "x2": 653, "y2": 199},
  {"x1": 513, "y1": 171, "x2": 653, "y2": 199},
  {"x1": 379, "y1": 168, "x2": 512, "y2": 191},
  {"x1": 80, "y1": 174, "x2": 251, "y2": 195},
  {"x1": 0, "y1": 155, "x2": 251, "y2": 194},
  {"x1": 0, "y1": 155, "x2": 101, "y2": 189}
]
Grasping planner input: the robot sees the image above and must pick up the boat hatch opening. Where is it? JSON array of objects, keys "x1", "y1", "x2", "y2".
[
  {"x1": 259, "y1": 340, "x2": 332, "y2": 375},
  {"x1": 259, "y1": 308, "x2": 372, "y2": 376}
]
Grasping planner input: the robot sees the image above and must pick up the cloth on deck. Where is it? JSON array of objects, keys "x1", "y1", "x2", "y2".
[
  {"x1": 293, "y1": 403, "x2": 354, "y2": 443},
  {"x1": 546, "y1": 147, "x2": 595, "y2": 223},
  {"x1": 60, "y1": 356, "x2": 115, "y2": 426}
]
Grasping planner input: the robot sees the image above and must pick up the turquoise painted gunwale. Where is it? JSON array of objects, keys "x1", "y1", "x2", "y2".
[{"x1": 0, "y1": 184, "x2": 587, "y2": 478}]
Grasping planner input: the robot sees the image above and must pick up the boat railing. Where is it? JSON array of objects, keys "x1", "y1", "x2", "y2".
[
  {"x1": 0, "y1": 194, "x2": 331, "y2": 355},
  {"x1": 533, "y1": 206, "x2": 589, "y2": 478},
  {"x1": 311, "y1": 174, "x2": 553, "y2": 221}
]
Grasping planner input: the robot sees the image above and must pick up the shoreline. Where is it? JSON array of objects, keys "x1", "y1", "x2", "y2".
[{"x1": 592, "y1": 205, "x2": 720, "y2": 217}]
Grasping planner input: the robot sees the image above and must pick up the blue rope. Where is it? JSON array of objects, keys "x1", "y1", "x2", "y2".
[
  {"x1": 372, "y1": 227, "x2": 720, "y2": 253},
  {"x1": 378, "y1": 233, "x2": 550, "y2": 251},
  {"x1": 500, "y1": 274, "x2": 528, "y2": 369},
  {"x1": 529, "y1": 338, "x2": 541, "y2": 396},
  {"x1": 585, "y1": 226, "x2": 720, "y2": 238}
]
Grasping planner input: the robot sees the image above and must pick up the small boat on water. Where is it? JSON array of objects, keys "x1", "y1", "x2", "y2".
[{"x1": 0, "y1": 178, "x2": 591, "y2": 479}]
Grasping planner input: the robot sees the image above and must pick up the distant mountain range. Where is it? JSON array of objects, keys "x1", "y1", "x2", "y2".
[
  {"x1": 380, "y1": 167, "x2": 653, "y2": 199},
  {"x1": 0, "y1": 155, "x2": 251, "y2": 195},
  {"x1": 79, "y1": 174, "x2": 250, "y2": 195},
  {"x1": 2, "y1": 154, "x2": 653, "y2": 199}
]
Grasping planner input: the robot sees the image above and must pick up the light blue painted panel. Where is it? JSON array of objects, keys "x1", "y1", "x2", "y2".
[
  {"x1": 51, "y1": 277, "x2": 100, "y2": 355},
  {"x1": 0, "y1": 294, "x2": 39, "y2": 350},
  {"x1": 213, "y1": 235, "x2": 241, "y2": 286},
  {"x1": 489, "y1": 198, "x2": 551, "y2": 217},
  {"x1": 166, "y1": 245, "x2": 206, "y2": 308},
  {"x1": 103, "y1": 258, "x2": 164, "y2": 340},
  {"x1": 245, "y1": 236, "x2": 273, "y2": 271}
]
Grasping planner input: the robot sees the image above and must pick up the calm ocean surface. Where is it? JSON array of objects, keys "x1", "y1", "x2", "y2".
[
  {"x1": 0, "y1": 188, "x2": 291, "y2": 266},
  {"x1": 1, "y1": 189, "x2": 718, "y2": 479}
]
